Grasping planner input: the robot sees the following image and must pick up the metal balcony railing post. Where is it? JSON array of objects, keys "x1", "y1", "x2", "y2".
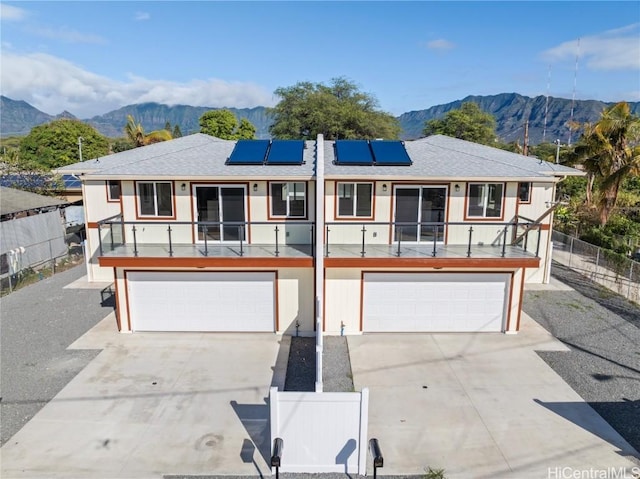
[
  {"x1": 132, "y1": 225, "x2": 138, "y2": 257},
  {"x1": 535, "y1": 225, "x2": 542, "y2": 257},
  {"x1": 467, "y1": 226, "x2": 473, "y2": 257},
  {"x1": 275, "y1": 225, "x2": 280, "y2": 257},
  {"x1": 396, "y1": 226, "x2": 402, "y2": 257},
  {"x1": 361, "y1": 224, "x2": 366, "y2": 257},
  {"x1": 325, "y1": 226, "x2": 330, "y2": 257},
  {"x1": 167, "y1": 225, "x2": 173, "y2": 257},
  {"x1": 501, "y1": 226, "x2": 508, "y2": 257},
  {"x1": 239, "y1": 225, "x2": 244, "y2": 256},
  {"x1": 109, "y1": 224, "x2": 115, "y2": 251},
  {"x1": 203, "y1": 225, "x2": 209, "y2": 256},
  {"x1": 523, "y1": 229, "x2": 529, "y2": 252},
  {"x1": 432, "y1": 225, "x2": 438, "y2": 257},
  {"x1": 98, "y1": 225, "x2": 104, "y2": 256}
]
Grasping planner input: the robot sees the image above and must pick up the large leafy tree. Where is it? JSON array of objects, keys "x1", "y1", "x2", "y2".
[
  {"x1": 423, "y1": 102, "x2": 497, "y2": 145},
  {"x1": 124, "y1": 115, "x2": 173, "y2": 147},
  {"x1": 571, "y1": 101, "x2": 640, "y2": 226},
  {"x1": 199, "y1": 109, "x2": 256, "y2": 140},
  {"x1": 268, "y1": 77, "x2": 401, "y2": 140},
  {"x1": 19, "y1": 119, "x2": 109, "y2": 169}
]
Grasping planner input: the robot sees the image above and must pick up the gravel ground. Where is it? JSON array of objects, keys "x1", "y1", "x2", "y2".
[
  {"x1": 284, "y1": 337, "x2": 316, "y2": 391},
  {"x1": 0, "y1": 264, "x2": 113, "y2": 445},
  {"x1": 322, "y1": 336, "x2": 354, "y2": 392},
  {"x1": 523, "y1": 262, "x2": 640, "y2": 454}
]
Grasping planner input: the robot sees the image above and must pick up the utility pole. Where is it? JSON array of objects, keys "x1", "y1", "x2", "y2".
[
  {"x1": 78, "y1": 137, "x2": 84, "y2": 162},
  {"x1": 523, "y1": 121, "x2": 529, "y2": 156}
]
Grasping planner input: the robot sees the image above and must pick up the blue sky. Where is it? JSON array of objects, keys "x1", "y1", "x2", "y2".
[{"x1": 1, "y1": 1, "x2": 639, "y2": 118}]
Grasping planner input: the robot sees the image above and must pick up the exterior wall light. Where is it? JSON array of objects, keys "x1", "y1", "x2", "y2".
[
  {"x1": 253, "y1": 183, "x2": 258, "y2": 192},
  {"x1": 181, "y1": 183, "x2": 186, "y2": 191},
  {"x1": 382, "y1": 184, "x2": 388, "y2": 192},
  {"x1": 454, "y1": 184, "x2": 460, "y2": 192}
]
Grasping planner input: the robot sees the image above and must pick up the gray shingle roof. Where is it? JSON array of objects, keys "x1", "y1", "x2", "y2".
[
  {"x1": 324, "y1": 135, "x2": 583, "y2": 180},
  {"x1": 59, "y1": 134, "x2": 316, "y2": 179},
  {"x1": 57, "y1": 133, "x2": 582, "y2": 182},
  {"x1": 0, "y1": 187, "x2": 68, "y2": 217}
]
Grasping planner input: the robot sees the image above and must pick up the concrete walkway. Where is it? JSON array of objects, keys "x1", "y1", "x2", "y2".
[{"x1": 349, "y1": 312, "x2": 639, "y2": 478}]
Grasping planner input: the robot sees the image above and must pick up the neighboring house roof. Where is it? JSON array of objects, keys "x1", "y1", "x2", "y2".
[
  {"x1": 58, "y1": 134, "x2": 316, "y2": 180},
  {"x1": 0, "y1": 186, "x2": 68, "y2": 217},
  {"x1": 324, "y1": 135, "x2": 583, "y2": 180}
]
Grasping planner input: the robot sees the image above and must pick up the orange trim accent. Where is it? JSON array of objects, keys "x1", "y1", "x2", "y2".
[
  {"x1": 124, "y1": 272, "x2": 132, "y2": 331},
  {"x1": 113, "y1": 267, "x2": 121, "y2": 331},
  {"x1": 324, "y1": 257, "x2": 540, "y2": 268},
  {"x1": 100, "y1": 256, "x2": 314, "y2": 268},
  {"x1": 333, "y1": 181, "x2": 375, "y2": 221},
  {"x1": 464, "y1": 182, "x2": 506, "y2": 221},
  {"x1": 516, "y1": 269, "x2": 526, "y2": 331},
  {"x1": 189, "y1": 185, "x2": 195, "y2": 244},
  {"x1": 88, "y1": 222, "x2": 100, "y2": 229},
  {"x1": 266, "y1": 181, "x2": 309, "y2": 220},
  {"x1": 539, "y1": 223, "x2": 551, "y2": 231},
  {"x1": 322, "y1": 267, "x2": 326, "y2": 332},
  {"x1": 359, "y1": 271, "x2": 365, "y2": 331},
  {"x1": 505, "y1": 271, "x2": 515, "y2": 331},
  {"x1": 134, "y1": 181, "x2": 177, "y2": 221},
  {"x1": 274, "y1": 270, "x2": 279, "y2": 332}
]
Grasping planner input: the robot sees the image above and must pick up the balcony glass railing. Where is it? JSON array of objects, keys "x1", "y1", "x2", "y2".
[{"x1": 96, "y1": 215, "x2": 542, "y2": 259}]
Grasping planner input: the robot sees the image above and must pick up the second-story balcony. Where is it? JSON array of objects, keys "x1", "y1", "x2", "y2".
[{"x1": 95, "y1": 214, "x2": 542, "y2": 267}]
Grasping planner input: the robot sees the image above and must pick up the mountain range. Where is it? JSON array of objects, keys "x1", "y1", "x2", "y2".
[{"x1": 2, "y1": 93, "x2": 639, "y2": 145}]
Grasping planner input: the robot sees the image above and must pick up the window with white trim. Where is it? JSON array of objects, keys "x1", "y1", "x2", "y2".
[
  {"x1": 337, "y1": 182, "x2": 373, "y2": 217},
  {"x1": 518, "y1": 182, "x2": 531, "y2": 203},
  {"x1": 107, "y1": 180, "x2": 121, "y2": 201},
  {"x1": 270, "y1": 182, "x2": 306, "y2": 217},
  {"x1": 137, "y1": 182, "x2": 173, "y2": 216},
  {"x1": 467, "y1": 183, "x2": 504, "y2": 218}
]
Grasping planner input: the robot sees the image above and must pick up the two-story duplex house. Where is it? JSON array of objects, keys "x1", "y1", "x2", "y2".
[{"x1": 57, "y1": 133, "x2": 581, "y2": 335}]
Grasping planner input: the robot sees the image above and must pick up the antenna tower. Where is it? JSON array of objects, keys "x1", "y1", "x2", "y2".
[{"x1": 567, "y1": 38, "x2": 580, "y2": 146}]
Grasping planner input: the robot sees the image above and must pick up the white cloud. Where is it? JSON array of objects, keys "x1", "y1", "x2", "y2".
[
  {"x1": 425, "y1": 39, "x2": 455, "y2": 51},
  {"x1": 24, "y1": 25, "x2": 107, "y2": 44},
  {"x1": 0, "y1": 51, "x2": 275, "y2": 117},
  {"x1": 134, "y1": 11, "x2": 150, "y2": 21},
  {"x1": 541, "y1": 23, "x2": 640, "y2": 71},
  {"x1": 0, "y1": 3, "x2": 28, "y2": 21}
]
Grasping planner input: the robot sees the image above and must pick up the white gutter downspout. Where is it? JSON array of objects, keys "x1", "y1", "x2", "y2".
[{"x1": 315, "y1": 134, "x2": 325, "y2": 392}]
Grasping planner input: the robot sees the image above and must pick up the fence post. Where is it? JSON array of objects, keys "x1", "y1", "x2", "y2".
[
  {"x1": 628, "y1": 261, "x2": 634, "y2": 300},
  {"x1": 569, "y1": 236, "x2": 574, "y2": 268},
  {"x1": 595, "y1": 248, "x2": 600, "y2": 280},
  {"x1": 49, "y1": 239, "x2": 55, "y2": 273}
]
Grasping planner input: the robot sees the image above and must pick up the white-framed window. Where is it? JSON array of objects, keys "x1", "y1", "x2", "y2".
[
  {"x1": 107, "y1": 180, "x2": 121, "y2": 201},
  {"x1": 137, "y1": 181, "x2": 173, "y2": 217},
  {"x1": 518, "y1": 182, "x2": 531, "y2": 203},
  {"x1": 467, "y1": 183, "x2": 504, "y2": 218},
  {"x1": 270, "y1": 182, "x2": 306, "y2": 218},
  {"x1": 337, "y1": 182, "x2": 373, "y2": 217}
]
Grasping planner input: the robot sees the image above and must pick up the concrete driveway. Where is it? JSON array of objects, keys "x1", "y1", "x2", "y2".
[
  {"x1": 349, "y1": 313, "x2": 639, "y2": 478},
  {"x1": 1, "y1": 315, "x2": 288, "y2": 479}
]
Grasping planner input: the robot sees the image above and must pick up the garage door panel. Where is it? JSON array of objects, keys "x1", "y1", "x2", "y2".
[
  {"x1": 363, "y1": 273, "x2": 509, "y2": 332},
  {"x1": 127, "y1": 272, "x2": 275, "y2": 332}
]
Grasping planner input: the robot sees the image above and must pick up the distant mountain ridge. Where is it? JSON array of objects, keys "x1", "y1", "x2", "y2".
[{"x1": 2, "y1": 93, "x2": 639, "y2": 145}]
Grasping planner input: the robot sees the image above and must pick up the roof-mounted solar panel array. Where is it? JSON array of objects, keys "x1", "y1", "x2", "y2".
[
  {"x1": 265, "y1": 140, "x2": 304, "y2": 165},
  {"x1": 334, "y1": 140, "x2": 412, "y2": 166},
  {"x1": 226, "y1": 140, "x2": 305, "y2": 165},
  {"x1": 62, "y1": 174, "x2": 82, "y2": 188}
]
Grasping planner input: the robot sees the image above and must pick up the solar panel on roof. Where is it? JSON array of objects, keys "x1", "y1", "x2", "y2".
[
  {"x1": 266, "y1": 140, "x2": 304, "y2": 165},
  {"x1": 227, "y1": 140, "x2": 270, "y2": 165},
  {"x1": 370, "y1": 140, "x2": 412, "y2": 166},
  {"x1": 62, "y1": 174, "x2": 82, "y2": 188},
  {"x1": 334, "y1": 140, "x2": 374, "y2": 165}
]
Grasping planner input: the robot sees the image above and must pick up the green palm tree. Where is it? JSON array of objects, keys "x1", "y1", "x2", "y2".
[
  {"x1": 124, "y1": 115, "x2": 173, "y2": 147},
  {"x1": 572, "y1": 102, "x2": 640, "y2": 225}
]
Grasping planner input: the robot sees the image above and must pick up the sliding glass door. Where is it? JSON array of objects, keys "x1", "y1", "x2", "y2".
[
  {"x1": 394, "y1": 186, "x2": 447, "y2": 242},
  {"x1": 194, "y1": 185, "x2": 246, "y2": 242}
]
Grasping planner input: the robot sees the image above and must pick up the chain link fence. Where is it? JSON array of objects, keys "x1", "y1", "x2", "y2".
[
  {"x1": 552, "y1": 230, "x2": 640, "y2": 303},
  {"x1": 0, "y1": 238, "x2": 85, "y2": 295}
]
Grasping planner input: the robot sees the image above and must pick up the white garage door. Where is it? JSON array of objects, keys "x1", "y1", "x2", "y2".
[
  {"x1": 363, "y1": 273, "x2": 509, "y2": 332},
  {"x1": 127, "y1": 271, "x2": 275, "y2": 332}
]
